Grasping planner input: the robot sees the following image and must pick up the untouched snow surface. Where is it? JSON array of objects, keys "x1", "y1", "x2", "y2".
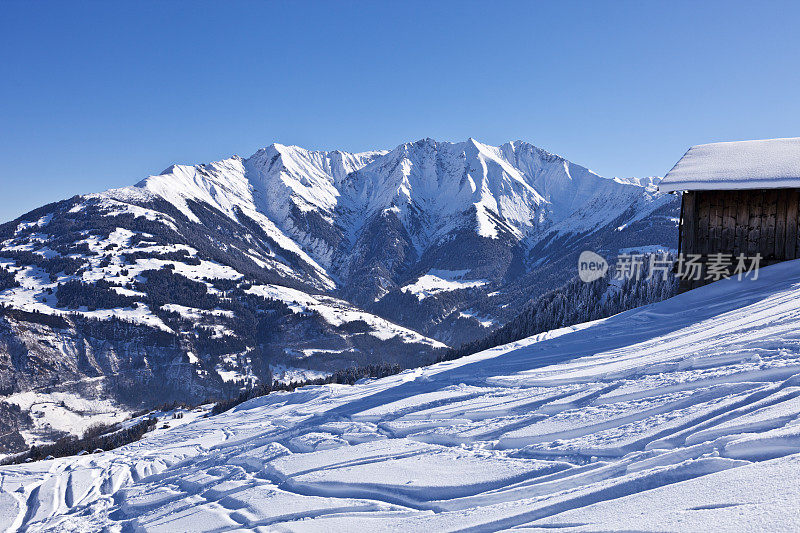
[
  {"x1": 659, "y1": 136, "x2": 800, "y2": 192},
  {"x1": 5, "y1": 261, "x2": 800, "y2": 531}
]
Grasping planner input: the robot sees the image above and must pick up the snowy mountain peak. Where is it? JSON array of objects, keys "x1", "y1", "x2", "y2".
[
  {"x1": 95, "y1": 137, "x2": 671, "y2": 280},
  {"x1": 338, "y1": 137, "x2": 651, "y2": 242},
  {"x1": 120, "y1": 138, "x2": 650, "y2": 245}
]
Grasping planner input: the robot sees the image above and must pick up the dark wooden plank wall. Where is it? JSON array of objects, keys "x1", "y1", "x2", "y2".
[{"x1": 681, "y1": 189, "x2": 800, "y2": 261}]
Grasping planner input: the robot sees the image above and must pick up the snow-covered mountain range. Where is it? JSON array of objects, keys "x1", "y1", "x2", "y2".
[
  {"x1": 0, "y1": 138, "x2": 678, "y2": 447},
  {"x1": 101, "y1": 138, "x2": 677, "y2": 337},
  {"x1": 3, "y1": 258, "x2": 800, "y2": 531}
]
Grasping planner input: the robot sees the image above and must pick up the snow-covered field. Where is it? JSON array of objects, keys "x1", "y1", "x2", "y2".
[
  {"x1": 246, "y1": 284, "x2": 446, "y2": 347},
  {"x1": 401, "y1": 269, "x2": 489, "y2": 300},
  {"x1": 270, "y1": 365, "x2": 332, "y2": 384},
  {"x1": 4, "y1": 261, "x2": 800, "y2": 531},
  {"x1": 3, "y1": 387, "x2": 132, "y2": 449}
]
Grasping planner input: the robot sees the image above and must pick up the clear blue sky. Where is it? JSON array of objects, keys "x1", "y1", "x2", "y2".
[{"x1": 2, "y1": 0, "x2": 800, "y2": 222}]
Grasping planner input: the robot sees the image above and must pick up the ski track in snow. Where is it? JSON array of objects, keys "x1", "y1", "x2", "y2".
[{"x1": 5, "y1": 262, "x2": 800, "y2": 531}]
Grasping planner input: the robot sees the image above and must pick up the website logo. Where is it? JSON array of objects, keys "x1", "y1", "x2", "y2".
[{"x1": 578, "y1": 251, "x2": 608, "y2": 282}]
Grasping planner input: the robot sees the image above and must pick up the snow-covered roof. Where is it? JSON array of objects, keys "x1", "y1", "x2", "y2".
[{"x1": 658, "y1": 137, "x2": 800, "y2": 193}]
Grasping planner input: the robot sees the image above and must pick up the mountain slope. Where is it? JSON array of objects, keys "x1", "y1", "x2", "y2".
[{"x1": 3, "y1": 261, "x2": 800, "y2": 530}]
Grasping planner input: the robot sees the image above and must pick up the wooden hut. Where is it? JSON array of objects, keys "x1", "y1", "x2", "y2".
[{"x1": 659, "y1": 137, "x2": 800, "y2": 291}]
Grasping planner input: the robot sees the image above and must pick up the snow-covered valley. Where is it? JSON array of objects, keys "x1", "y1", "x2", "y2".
[{"x1": 3, "y1": 259, "x2": 800, "y2": 531}]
